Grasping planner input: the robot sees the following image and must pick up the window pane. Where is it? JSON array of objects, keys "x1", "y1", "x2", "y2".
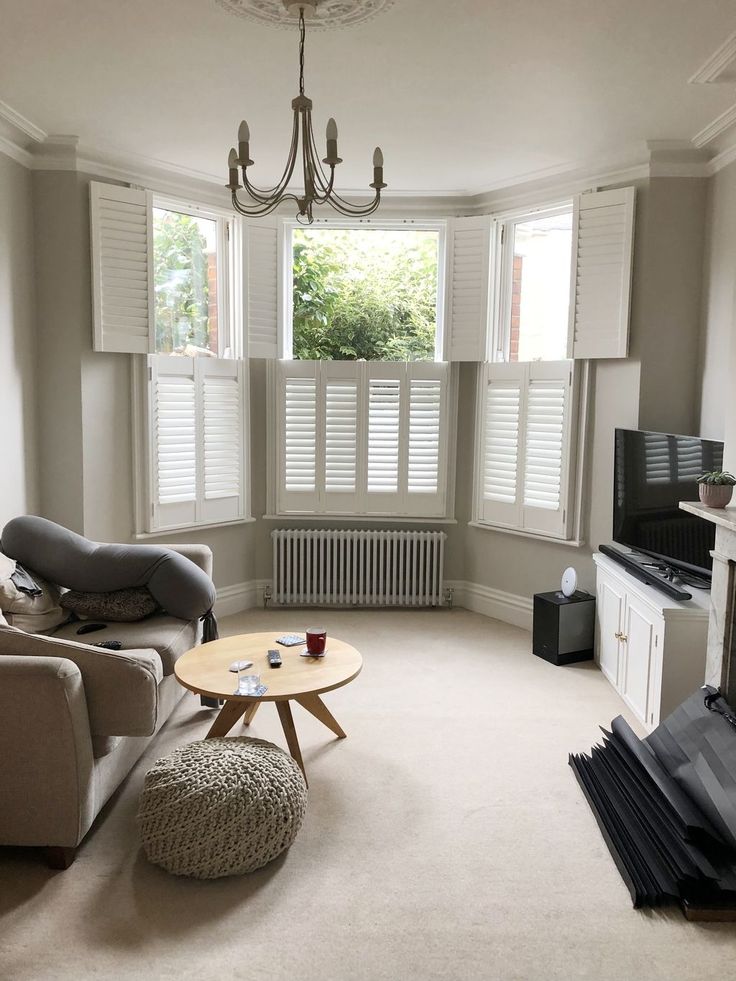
[
  {"x1": 509, "y1": 211, "x2": 572, "y2": 362},
  {"x1": 292, "y1": 228, "x2": 439, "y2": 361},
  {"x1": 153, "y1": 208, "x2": 219, "y2": 356}
]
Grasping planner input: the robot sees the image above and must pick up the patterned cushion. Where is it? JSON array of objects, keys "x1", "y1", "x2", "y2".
[{"x1": 60, "y1": 587, "x2": 158, "y2": 623}]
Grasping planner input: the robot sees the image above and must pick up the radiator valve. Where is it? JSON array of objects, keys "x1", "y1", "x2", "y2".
[
  {"x1": 443, "y1": 585, "x2": 454, "y2": 609},
  {"x1": 263, "y1": 584, "x2": 272, "y2": 608}
]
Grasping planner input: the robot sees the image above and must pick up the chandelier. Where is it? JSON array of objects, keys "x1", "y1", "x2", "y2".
[{"x1": 226, "y1": 1, "x2": 386, "y2": 223}]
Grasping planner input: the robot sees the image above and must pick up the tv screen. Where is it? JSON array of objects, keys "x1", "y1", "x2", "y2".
[{"x1": 613, "y1": 428, "x2": 723, "y2": 576}]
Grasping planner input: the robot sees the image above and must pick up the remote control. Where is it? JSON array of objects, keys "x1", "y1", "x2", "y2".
[
  {"x1": 267, "y1": 649, "x2": 282, "y2": 668},
  {"x1": 77, "y1": 623, "x2": 107, "y2": 635},
  {"x1": 95, "y1": 640, "x2": 122, "y2": 651}
]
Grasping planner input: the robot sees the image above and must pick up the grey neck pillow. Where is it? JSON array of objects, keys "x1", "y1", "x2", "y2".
[{"x1": 1, "y1": 517, "x2": 217, "y2": 630}]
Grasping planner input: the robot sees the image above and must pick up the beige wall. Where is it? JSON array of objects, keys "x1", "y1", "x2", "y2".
[
  {"x1": 697, "y1": 160, "x2": 736, "y2": 446},
  {"x1": 0, "y1": 153, "x2": 38, "y2": 527}
]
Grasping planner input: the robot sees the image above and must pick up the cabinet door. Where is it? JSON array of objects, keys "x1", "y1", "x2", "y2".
[
  {"x1": 620, "y1": 593, "x2": 661, "y2": 727},
  {"x1": 596, "y1": 573, "x2": 624, "y2": 686}
]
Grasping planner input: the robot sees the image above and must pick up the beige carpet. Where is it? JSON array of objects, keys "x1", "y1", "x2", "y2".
[{"x1": 1, "y1": 608, "x2": 735, "y2": 981}]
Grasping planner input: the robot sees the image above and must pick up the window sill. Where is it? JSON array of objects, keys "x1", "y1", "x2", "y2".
[
  {"x1": 135, "y1": 517, "x2": 256, "y2": 539},
  {"x1": 263, "y1": 514, "x2": 457, "y2": 525},
  {"x1": 468, "y1": 521, "x2": 584, "y2": 547}
]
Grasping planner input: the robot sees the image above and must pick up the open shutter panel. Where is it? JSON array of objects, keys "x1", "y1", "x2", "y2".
[
  {"x1": 278, "y1": 360, "x2": 319, "y2": 512},
  {"x1": 90, "y1": 181, "x2": 153, "y2": 353},
  {"x1": 568, "y1": 186, "x2": 635, "y2": 360},
  {"x1": 365, "y1": 364, "x2": 405, "y2": 513},
  {"x1": 246, "y1": 216, "x2": 281, "y2": 358},
  {"x1": 149, "y1": 355, "x2": 197, "y2": 531},
  {"x1": 479, "y1": 362, "x2": 525, "y2": 527},
  {"x1": 520, "y1": 361, "x2": 575, "y2": 538},
  {"x1": 445, "y1": 215, "x2": 491, "y2": 361},
  {"x1": 200, "y1": 359, "x2": 245, "y2": 524}
]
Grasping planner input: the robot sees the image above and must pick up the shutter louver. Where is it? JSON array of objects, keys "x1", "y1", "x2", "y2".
[
  {"x1": 408, "y1": 377, "x2": 442, "y2": 494},
  {"x1": 90, "y1": 182, "x2": 153, "y2": 353},
  {"x1": 246, "y1": 217, "x2": 281, "y2": 358},
  {"x1": 446, "y1": 215, "x2": 491, "y2": 361},
  {"x1": 522, "y1": 379, "x2": 565, "y2": 510},
  {"x1": 367, "y1": 377, "x2": 401, "y2": 493},
  {"x1": 325, "y1": 381, "x2": 358, "y2": 493},
  {"x1": 150, "y1": 357, "x2": 197, "y2": 529},
  {"x1": 278, "y1": 360, "x2": 319, "y2": 515},
  {"x1": 568, "y1": 187, "x2": 635, "y2": 360},
  {"x1": 483, "y1": 381, "x2": 521, "y2": 504},
  {"x1": 201, "y1": 360, "x2": 245, "y2": 524}
]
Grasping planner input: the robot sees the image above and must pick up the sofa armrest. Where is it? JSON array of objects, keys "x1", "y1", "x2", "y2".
[
  {"x1": 166, "y1": 543, "x2": 213, "y2": 580},
  {"x1": 0, "y1": 628, "x2": 162, "y2": 737},
  {"x1": 0, "y1": 655, "x2": 95, "y2": 847}
]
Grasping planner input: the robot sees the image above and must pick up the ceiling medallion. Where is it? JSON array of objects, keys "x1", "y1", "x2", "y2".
[
  {"x1": 225, "y1": 3, "x2": 386, "y2": 223},
  {"x1": 216, "y1": 0, "x2": 395, "y2": 30}
]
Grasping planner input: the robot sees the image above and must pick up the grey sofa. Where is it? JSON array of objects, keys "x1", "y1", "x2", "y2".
[{"x1": 0, "y1": 543, "x2": 212, "y2": 868}]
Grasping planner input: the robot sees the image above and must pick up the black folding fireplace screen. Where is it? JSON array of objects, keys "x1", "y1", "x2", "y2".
[{"x1": 570, "y1": 687, "x2": 736, "y2": 918}]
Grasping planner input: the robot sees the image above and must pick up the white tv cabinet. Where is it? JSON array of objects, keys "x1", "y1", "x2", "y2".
[{"x1": 593, "y1": 552, "x2": 710, "y2": 731}]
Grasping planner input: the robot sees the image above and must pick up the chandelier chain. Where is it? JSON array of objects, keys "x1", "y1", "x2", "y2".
[{"x1": 298, "y1": 7, "x2": 306, "y2": 97}]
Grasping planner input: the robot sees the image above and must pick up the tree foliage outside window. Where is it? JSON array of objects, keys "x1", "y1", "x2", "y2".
[
  {"x1": 292, "y1": 228, "x2": 439, "y2": 361},
  {"x1": 153, "y1": 208, "x2": 216, "y2": 354}
]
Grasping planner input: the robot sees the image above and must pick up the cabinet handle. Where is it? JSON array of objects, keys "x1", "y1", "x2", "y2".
[{"x1": 614, "y1": 631, "x2": 628, "y2": 643}]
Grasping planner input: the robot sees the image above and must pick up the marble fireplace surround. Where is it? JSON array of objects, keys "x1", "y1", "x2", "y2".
[{"x1": 681, "y1": 501, "x2": 736, "y2": 703}]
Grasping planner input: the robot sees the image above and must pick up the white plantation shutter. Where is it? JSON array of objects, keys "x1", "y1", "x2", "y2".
[
  {"x1": 568, "y1": 187, "x2": 635, "y2": 359},
  {"x1": 147, "y1": 355, "x2": 246, "y2": 532},
  {"x1": 478, "y1": 361, "x2": 576, "y2": 539},
  {"x1": 323, "y1": 361, "x2": 360, "y2": 513},
  {"x1": 277, "y1": 361, "x2": 448, "y2": 516},
  {"x1": 445, "y1": 215, "x2": 491, "y2": 361},
  {"x1": 478, "y1": 363, "x2": 524, "y2": 526},
  {"x1": 90, "y1": 181, "x2": 153, "y2": 353},
  {"x1": 149, "y1": 357, "x2": 197, "y2": 529},
  {"x1": 246, "y1": 216, "x2": 282, "y2": 358},
  {"x1": 201, "y1": 359, "x2": 245, "y2": 524}
]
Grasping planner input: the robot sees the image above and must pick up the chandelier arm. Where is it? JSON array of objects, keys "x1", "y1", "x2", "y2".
[
  {"x1": 239, "y1": 111, "x2": 301, "y2": 203},
  {"x1": 304, "y1": 115, "x2": 336, "y2": 200},
  {"x1": 231, "y1": 190, "x2": 302, "y2": 218},
  {"x1": 324, "y1": 190, "x2": 382, "y2": 217}
]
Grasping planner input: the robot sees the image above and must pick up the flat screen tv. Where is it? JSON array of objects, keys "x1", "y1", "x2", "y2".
[{"x1": 613, "y1": 428, "x2": 724, "y2": 578}]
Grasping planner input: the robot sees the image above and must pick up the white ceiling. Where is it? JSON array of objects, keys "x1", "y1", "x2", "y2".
[{"x1": 0, "y1": 0, "x2": 735, "y2": 194}]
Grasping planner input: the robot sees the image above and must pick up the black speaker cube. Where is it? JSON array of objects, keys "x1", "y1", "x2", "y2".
[{"x1": 532, "y1": 590, "x2": 595, "y2": 666}]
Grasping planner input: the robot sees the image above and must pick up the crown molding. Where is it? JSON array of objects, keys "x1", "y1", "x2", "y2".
[
  {"x1": 706, "y1": 140, "x2": 736, "y2": 176},
  {"x1": 689, "y1": 30, "x2": 736, "y2": 84},
  {"x1": 0, "y1": 98, "x2": 46, "y2": 143},
  {"x1": 647, "y1": 139, "x2": 710, "y2": 177},
  {"x1": 692, "y1": 103, "x2": 736, "y2": 148}
]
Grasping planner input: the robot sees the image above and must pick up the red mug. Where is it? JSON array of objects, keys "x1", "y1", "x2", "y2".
[{"x1": 306, "y1": 627, "x2": 327, "y2": 655}]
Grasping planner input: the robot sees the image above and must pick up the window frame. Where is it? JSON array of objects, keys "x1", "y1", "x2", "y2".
[
  {"x1": 151, "y1": 194, "x2": 242, "y2": 360},
  {"x1": 474, "y1": 196, "x2": 589, "y2": 545},
  {"x1": 132, "y1": 196, "x2": 250, "y2": 537},
  {"x1": 489, "y1": 199, "x2": 574, "y2": 364},
  {"x1": 281, "y1": 217, "x2": 448, "y2": 363}
]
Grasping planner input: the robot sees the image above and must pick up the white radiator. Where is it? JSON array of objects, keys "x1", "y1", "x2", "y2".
[{"x1": 271, "y1": 529, "x2": 446, "y2": 607}]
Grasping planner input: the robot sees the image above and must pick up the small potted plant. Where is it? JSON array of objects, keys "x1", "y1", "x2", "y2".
[{"x1": 697, "y1": 470, "x2": 736, "y2": 508}]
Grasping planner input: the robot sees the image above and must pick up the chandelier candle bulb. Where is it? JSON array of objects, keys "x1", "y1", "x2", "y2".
[
  {"x1": 238, "y1": 120, "x2": 253, "y2": 167},
  {"x1": 324, "y1": 117, "x2": 341, "y2": 165},
  {"x1": 372, "y1": 147, "x2": 386, "y2": 188},
  {"x1": 227, "y1": 148, "x2": 241, "y2": 189}
]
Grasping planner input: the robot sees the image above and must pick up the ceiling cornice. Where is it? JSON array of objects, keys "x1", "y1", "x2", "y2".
[
  {"x1": 692, "y1": 102, "x2": 736, "y2": 148},
  {"x1": 689, "y1": 30, "x2": 736, "y2": 84}
]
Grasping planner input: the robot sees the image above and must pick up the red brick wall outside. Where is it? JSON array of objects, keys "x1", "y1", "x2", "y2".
[
  {"x1": 509, "y1": 254, "x2": 523, "y2": 362},
  {"x1": 207, "y1": 251, "x2": 219, "y2": 354}
]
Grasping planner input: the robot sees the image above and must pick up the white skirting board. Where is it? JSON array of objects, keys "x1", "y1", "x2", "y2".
[{"x1": 215, "y1": 578, "x2": 533, "y2": 632}]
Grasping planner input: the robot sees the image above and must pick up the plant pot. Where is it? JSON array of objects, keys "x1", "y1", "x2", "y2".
[{"x1": 698, "y1": 483, "x2": 734, "y2": 508}]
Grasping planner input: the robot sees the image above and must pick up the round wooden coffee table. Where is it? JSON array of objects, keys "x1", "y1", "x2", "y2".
[{"x1": 175, "y1": 632, "x2": 362, "y2": 785}]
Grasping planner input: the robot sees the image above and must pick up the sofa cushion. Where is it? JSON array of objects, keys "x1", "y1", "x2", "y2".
[
  {"x1": 0, "y1": 553, "x2": 66, "y2": 633},
  {"x1": 51, "y1": 614, "x2": 197, "y2": 676},
  {"x1": 60, "y1": 586, "x2": 159, "y2": 623},
  {"x1": 0, "y1": 626, "x2": 162, "y2": 737}
]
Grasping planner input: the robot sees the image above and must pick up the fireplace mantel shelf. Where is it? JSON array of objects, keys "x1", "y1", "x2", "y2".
[{"x1": 680, "y1": 500, "x2": 736, "y2": 533}]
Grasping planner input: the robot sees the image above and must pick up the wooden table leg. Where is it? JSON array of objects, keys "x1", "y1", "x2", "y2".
[
  {"x1": 275, "y1": 700, "x2": 307, "y2": 786},
  {"x1": 242, "y1": 701, "x2": 261, "y2": 727},
  {"x1": 295, "y1": 693, "x2": 347, "y2": 738},
  {"x1": 205, "y1": 699, "x2": 248, "y2": 738}
]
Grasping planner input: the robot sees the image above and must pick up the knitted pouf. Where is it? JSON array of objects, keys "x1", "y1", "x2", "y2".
[{"x1": 138, "y1": 737, "x2": 307, "y2": 879}]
